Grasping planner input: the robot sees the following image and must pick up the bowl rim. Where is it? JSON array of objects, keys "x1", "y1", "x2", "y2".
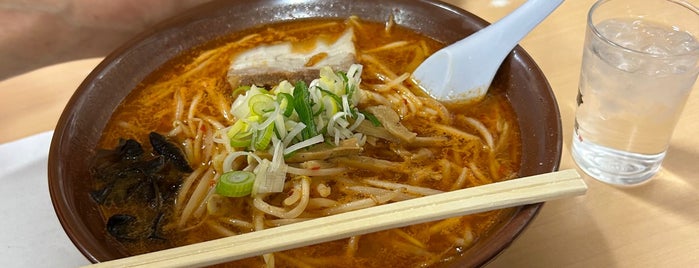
[{"x1": 48, "y1": 0, "x2": 562, "y2": 266}]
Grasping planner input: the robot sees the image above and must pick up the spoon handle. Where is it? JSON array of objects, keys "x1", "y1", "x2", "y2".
[
  {"x1": 444, "y1": 0, "x2": 566, "y2": 89},
  {"x1": 413, "y1": 0, "x2": 564, "y2": 101},
  {"x1": 470, "y1": 0, "x2": 566, "y2": 55}
]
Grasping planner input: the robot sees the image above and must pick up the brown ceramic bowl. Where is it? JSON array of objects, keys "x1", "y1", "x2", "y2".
[{"x1": 48, "y1": 0, "x2": 561, "y2": 267}]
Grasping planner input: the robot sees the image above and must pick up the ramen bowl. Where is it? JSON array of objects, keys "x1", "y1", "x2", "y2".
[{"x1": 48, "y1": 0, "x2": 561, "y2": 267}]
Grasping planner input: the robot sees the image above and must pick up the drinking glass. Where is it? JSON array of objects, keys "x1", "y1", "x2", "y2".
[{"x1": 572, "y1": 0, "x2": 699, "y2": 185}]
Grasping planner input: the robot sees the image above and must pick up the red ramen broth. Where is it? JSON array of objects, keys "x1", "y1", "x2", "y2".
[{"x1": 92, "y1": 17, "x2": 521, "y2": 267}]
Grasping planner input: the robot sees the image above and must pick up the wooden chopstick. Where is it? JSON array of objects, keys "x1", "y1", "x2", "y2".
[{"x1": 85, "y1": 169, "x2": 586, "y2": 268}]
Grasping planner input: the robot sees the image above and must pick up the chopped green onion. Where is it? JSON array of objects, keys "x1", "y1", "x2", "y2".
[
  {"x1": 227, "y1": 120, "x2": 253, "y2": 147},
  {"x1": 283, "y1": 122, "x2": 306, "y2": 146},
  {"x1": 284, "y1": 133, "x2": 324, "y2": 155},
  {"x1": 254, "y1": 123, "x2": 275, "y2": 151},
  {"x1": 322, "y1": 95, "x2": 340, "y2": 118},
  {"x1": 226, "y1": 64, "x2": 369, "y2": 165},
  {"x1": 361, "y1": 111, "x2": 382, "y2": 127},
  {"x1": 229, "y1": 137, "x2": 252, "y2": 148},
  {"x1": 276, "y1": 92, "x2": 295, "y2": 117},
  {"x1": 256, "y1": 87, "x2": 271, "y2": 95},
  {"x1": 216, "y1": 171, "x2": 255, "y2": 197},
  {"x1": 227, "y1": 120, "x2": 248, "y2": 137},
  {"x1": 221, "y1": 64, "x2": 374, "y2": 195},
  {"x1": 318, "y1": 88, "x2": 342, "y2": 104},
  {"x1": 338, "y1": 71, "x2": 349, "y2": 83},
  {"x1": 249, "y1": 94, "x2": 275, "y2": 116},
  {"x1": 265, "y1": 138, "x2": 288, "y2": 193},
  {"x1": 231, "y1": 85, "x2": 251, "y2": 97},
  {"x1": 293, "y1": 81, "x2": 317, "y2": 140}
]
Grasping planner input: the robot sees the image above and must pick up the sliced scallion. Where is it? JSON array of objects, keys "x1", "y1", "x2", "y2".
[
  {"x1": 254, "y1": 123, "x2": 275, "y2": 151},
  {"x1": 293, "y1": 81, "x2": 317, "y2": 140},
  {"x1": 276, "y1": 92, "x2": 295, "y2": 117},
  {"x1": 231, "y1": 85, "x2": 251, "y2": 97},
  {"x1": 249, "y1": 94, "x2": 275, "y2": 116},
  {"x1": 230, "y1": 137, "x2": 252, "y2": 148},
  {"x1": 361, "y1": 111, "x2": 382, "y2": 127},
  {"x1": 215, "y1": 171, "x2": 255, "y2": 197},
  {"x1": 227, "y1": 120, "x2": 253, "y2": 147}
]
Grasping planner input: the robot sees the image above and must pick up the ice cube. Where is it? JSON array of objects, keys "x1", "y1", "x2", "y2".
[{"x1": 595, "y1": 18, "x2": 699, "y2": 75}]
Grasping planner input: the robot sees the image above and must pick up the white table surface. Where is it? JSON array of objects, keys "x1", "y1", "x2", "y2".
[{"x1": 0, "y1": 131, "x2": 90, "y2": 267}]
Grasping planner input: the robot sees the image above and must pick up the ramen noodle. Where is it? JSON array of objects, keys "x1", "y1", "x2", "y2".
[{"x1": 90, "y1": 17, "x2": 521, "y2": 268}]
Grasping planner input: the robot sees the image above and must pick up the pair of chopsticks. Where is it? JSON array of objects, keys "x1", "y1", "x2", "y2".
[{"x1": 86, "y1": 169, "x2": 586, "y2": 268}]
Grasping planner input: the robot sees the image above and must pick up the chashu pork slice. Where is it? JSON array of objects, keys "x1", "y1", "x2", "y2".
[{"x1": 227, "y1": 29, "x2": 356, "y2": 89}]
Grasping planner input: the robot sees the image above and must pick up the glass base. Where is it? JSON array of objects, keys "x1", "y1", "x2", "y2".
[{"x1": 572, "y1": 130, "x2": 664, "y2": 186}]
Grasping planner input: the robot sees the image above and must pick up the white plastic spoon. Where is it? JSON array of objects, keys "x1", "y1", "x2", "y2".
[{"x1": 412, "y1": 0, "x2": 565, "y2": 102}]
